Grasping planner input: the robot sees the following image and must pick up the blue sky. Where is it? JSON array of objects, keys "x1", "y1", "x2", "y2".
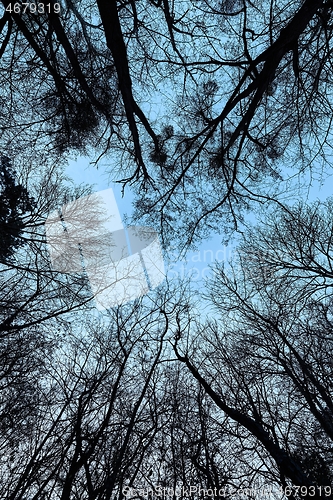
[
  {"x1": 65, "y1": 156, "x2": 236, "y2": 291},
  {"x1": 65, "y1": 154, "x2": 333, "y2": 301}
]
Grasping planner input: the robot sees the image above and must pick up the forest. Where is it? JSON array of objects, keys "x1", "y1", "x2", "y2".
[{"x1": 1, "y1": 0, "x2": 333, "y2": 498}]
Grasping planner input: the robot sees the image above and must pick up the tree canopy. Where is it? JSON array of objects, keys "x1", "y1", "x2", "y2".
[
  {"x1": 1, "y1": 0, "x2": 333, "y2": 499},
  {"x1": 0, "y1": 156, "x2": 35, "y2": 261},
  {"x1": 1, "y1": 0, "x2": 333, "y2": 243}
]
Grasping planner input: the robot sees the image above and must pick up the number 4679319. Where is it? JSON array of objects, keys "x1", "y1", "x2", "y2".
[{"x1": 6, "y1": 2, "x2": 61, "y2": 13}]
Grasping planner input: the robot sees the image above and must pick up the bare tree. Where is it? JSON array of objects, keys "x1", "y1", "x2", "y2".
[
  {"x1": 172, "y1": 200, "x2": 333, "y2": 499},
  {"x1": 0, "y1": 294, "x2": 172, "y2": 499},
  {"x1": 1, "y1": 0, "x2": 332, "y2": 247},
  {"x1": 2, "y1": 1, "x2": 333, "y2": 498}
]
